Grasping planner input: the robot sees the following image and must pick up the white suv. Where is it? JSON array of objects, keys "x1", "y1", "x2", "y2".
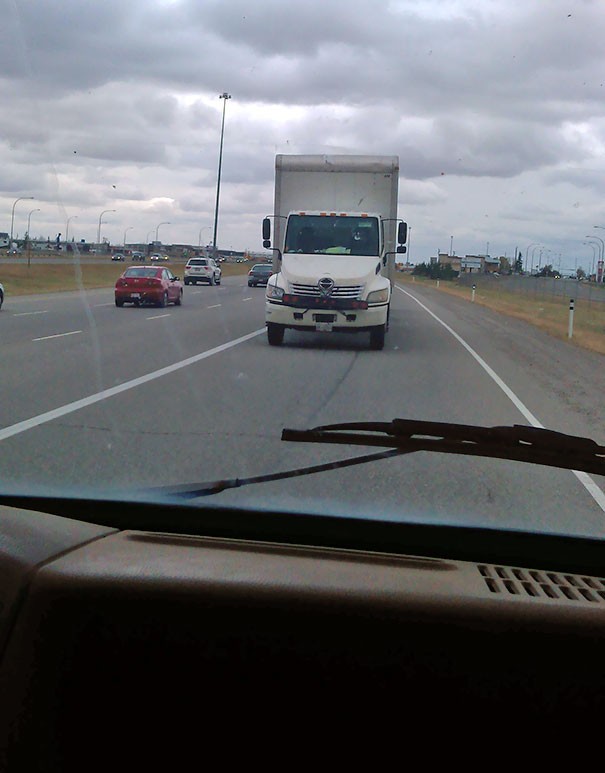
[{"x1": 184, "y1": 257, "x2": 221, "y2": 286}]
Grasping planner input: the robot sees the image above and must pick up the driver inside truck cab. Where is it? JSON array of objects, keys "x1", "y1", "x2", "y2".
[{"x1": 298, "y1": 226, "x2": 316, "y2": 253}]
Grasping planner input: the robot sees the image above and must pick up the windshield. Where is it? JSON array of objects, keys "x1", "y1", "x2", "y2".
[
  {"x1": 2, "y1": 1, "x2": 605, "y2": 542},
  {"x1": 285, "y1": 215, "x2": 380, "y2": 255}
]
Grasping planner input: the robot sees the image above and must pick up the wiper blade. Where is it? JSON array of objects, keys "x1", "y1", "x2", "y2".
[
  {"x1": 145, "y1": 420, "x2": 605, "y2": 500},
  {"x1": 282, "y1": 419, "x2": 605, "y2": 476}
]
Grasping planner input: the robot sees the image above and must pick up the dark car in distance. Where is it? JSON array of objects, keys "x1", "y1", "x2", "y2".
[{"x1": 248, "y1": 263, "x2": 273, "y2": 287}]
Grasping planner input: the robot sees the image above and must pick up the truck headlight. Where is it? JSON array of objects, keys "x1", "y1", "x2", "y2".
[
  {"x1": 266, "y1": 283, "x2": 284, "y2": 301},
  {"x1": 366, "y1": 288, "x2": 389, "y2": 304}
]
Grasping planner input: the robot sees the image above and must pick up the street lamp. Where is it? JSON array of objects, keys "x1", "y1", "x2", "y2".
[
  {"x1": 212, "y1": 92, "x2": 231, "y2": 259},
  {"x1": 65, "y1": 215, "x2": 77, "y2": 243},
  {"x1": 584, "y1": 234, "x2": 605, "y2": 283},
  {"x1": 529, "y1": 244, "x2": 542, "y2": 274},
  {"x1": 450, "y1": 235, "x2": 453, "y2": 256},
  {"x1": 97, "y1": 209, "x2": 116, "y2": 245},
  {"x1": 10, "y1": 196, "x2": 34, "y2": 248},
  {"x1": 199, "y1": 225, "x2": 211, "y2": 248},
  {"x1": 155, "y1": 221, "x2": 170, "y2": 242},
  {"x1": 123, "y1": 226, "x2": 133, "y2": 248},
  {"x1": 583, "y1": 241, "x2": 598, "y2": 278},
  {"x1": 525, "y1": 242, "x2": 540, "y2": 273},
  {"x1": 27, "y1": 208, "x2": 40, "y2": 240}
]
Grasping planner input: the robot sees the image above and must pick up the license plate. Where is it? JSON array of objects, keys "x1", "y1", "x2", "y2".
[
  {"x1": 316, "y1": 322, "x2": 333, "y2": 332},
  {"x1": 131, "y1": 293, "x2": 141, "y2": 299}
]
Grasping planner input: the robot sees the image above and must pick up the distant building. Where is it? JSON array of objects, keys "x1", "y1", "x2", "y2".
[{"x1": 438, "y1": 253, "x2": 501, "y2": 273}]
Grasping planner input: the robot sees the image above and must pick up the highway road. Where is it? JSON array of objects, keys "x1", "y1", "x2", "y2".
[{"x1": 2, "y1": 275, "x2": 605, "y2": 538}]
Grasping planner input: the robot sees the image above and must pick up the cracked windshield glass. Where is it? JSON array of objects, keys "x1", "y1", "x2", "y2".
[{"x1": 2, "y1": 0, "x2": 605, "y2": 538}]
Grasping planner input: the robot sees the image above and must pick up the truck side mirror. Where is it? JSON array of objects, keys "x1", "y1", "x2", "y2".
[
  {"x1": 398, "y1": 221, "x2": 408, "y2": 246},
  {"x1": 397, "y1": 245, "x2": 407, "y2": 254},
  {"x1": 262, "y1": 217, "x2": 271, "y2": 243}
]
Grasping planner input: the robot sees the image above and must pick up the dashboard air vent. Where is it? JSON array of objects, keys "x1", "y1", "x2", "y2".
[{"x1": 478, "y1": 564, "x2": 605, "y2": 604}]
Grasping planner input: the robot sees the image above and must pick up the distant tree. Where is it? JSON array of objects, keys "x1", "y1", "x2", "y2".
[
  {"x1": 537, "y1": 264, "x2": 560, "y2": 278},
  {"x1": 412, "y1": 261, "x2": 459, "y2": 280},
  {"x1": 499, "y1": 256, "x2": 511, "y2": 274},
  {"x1": 577, "y1": 267, "x2": 586, "y2": 280},
  {"x1": 514, "y1": 253, "x2": 523, "y2": 273}
]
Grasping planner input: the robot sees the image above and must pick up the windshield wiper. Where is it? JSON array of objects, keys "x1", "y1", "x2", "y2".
[
  {"x1": 146, "y1": 419, "x2": 605, "y2": 500},
  {"x1": 282, "y1": 419, "x2": 605, "y2": 474}
]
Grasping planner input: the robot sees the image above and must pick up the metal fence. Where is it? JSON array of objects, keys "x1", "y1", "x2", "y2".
[{"x1": 456, "y1": 274, "x2": 605, "y2": 306}]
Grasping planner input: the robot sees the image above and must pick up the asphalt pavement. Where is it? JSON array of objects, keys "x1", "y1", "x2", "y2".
[{"x1": 1, "y1": 275, "x2": 605, "y2": 538}]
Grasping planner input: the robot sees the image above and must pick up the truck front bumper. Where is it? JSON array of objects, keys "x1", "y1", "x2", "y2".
[{"x1": 265, "y1": 299, "x2": 388, "y2": 332}]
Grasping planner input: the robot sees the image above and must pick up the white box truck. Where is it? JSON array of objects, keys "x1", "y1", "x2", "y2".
[{"x1": 262, "y1": 155, "x2": 407, "y2": 349}]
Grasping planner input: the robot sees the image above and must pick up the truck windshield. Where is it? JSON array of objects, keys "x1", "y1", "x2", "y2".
[{"x1": 284, "y1": 215, "x2": 379, "y2": 256}]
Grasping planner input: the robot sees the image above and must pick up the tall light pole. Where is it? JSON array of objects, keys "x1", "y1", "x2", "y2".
[
  {"x1": 123, "y1": 226, "x2": 133, "y2": 248},
  {"x1": 587, "y1": 234, "x2": 604, "y2": 282},
  {"x1": 212, "y1": 92, "x2": 231, "y2": 259},
  {"x1": 199, "y1": 225, "x2": 211, "y2": 249},
  {"x1": 10, "y1": 196, "x2": 34, "y2": 247},
  {"x1": 66, "y1": 215, "x2": 77, "y2": 243},
  {"x1": 525, "y1": 242, "x2": 540, "y2": 274},
  {"x1": 407, "y1": 225, "x2": 412, "y2": 265},
  {"x1": 27, "y1": 208, "x2": 40, "y2": 240},
  {"x1": 97, "y1": 209, "x2": 116, "y2": 245},
  {"x1": 529, "y1": 244, "x2": 542, "y2": 274},
  {"x1": 155, "y1": 221, "x2": 170, "y2": 243},
  {"x1": 583, "y1": 241, "x2": 598, "y2": 278},
  {"x1": 450, "y1": 235, "x2": 453, "y2": 256}
]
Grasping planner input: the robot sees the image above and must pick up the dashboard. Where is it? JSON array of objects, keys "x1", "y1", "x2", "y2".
[{"x1": 1, "y1": 498, "x2": 605, "y2": 768}]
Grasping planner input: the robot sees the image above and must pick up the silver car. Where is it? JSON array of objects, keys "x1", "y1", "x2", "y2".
[{"x1": 184, "y1": 257, "x2": 222, "y2": 286}]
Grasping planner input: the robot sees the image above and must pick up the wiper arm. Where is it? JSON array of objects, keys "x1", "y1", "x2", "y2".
[
  {"x1": 282, "y1": 419, "x2": 605, "y2": 476},
  {"x1": 147, "y1": 419, "x2": 605, "y2": 501},
  {"x1": 144, "y1": 448, "x2": 404, "y2": 500}
]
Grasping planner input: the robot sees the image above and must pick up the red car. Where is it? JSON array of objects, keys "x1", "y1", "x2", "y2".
[{"x1": 115, "y1": 266, "x2": 183, "y2": 307}]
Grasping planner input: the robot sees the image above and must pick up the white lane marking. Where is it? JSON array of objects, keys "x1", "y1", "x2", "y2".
[
  {"x1": 146, "y1": 313, "x2": 171, "y2": 320},
  {"x1": 191, "y1": 291, "x2": 203, "y2": 295},
  {"x1": 396, "y1": 284, "x2": 605, "y2": 514},
  {"x1": 207, "y1": 304, "x2": 222, "y2": 309},
  {"x1": 14, "y1": 310, "x2": 49, "y2": 317},
  {"x1": 33, "y1": 330, "x2": 82, "y2": 342},
  {"x1": 0, "y1": 328, "x2": 265, "y2": 442},
  {"x1": 94, "y1": 302, "x2": 115, "y2": 307},
  {"x1": 242, "y1": 297, "x2": 252, "y2": 302}
]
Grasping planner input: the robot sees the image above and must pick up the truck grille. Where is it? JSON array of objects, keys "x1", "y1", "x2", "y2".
[{"x1": 290, "y1": 282, "x2": 364, "y2": 299}]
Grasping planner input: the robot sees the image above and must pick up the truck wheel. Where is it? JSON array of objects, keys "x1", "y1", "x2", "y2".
[
  {"x1": 369, "y1": 324, "x2": 386, "y2": 350},
  {"x1": 267, "y1": 323, "x2": 285, "y2": 346}
]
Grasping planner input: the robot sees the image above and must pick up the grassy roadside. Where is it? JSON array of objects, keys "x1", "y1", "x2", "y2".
[
  {"x1": 398, "y1": 275, "x2": 605, "y2": 356},
  {"x1": 0, "y1": 259, "x2": 253, "y2": 296}
]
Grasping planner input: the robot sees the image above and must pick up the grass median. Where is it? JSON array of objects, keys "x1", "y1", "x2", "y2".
[
  {"x1": 0, "y1": 258, "x2": 254, "y2": 296},
  {"x1": 399, "y1": 275, "x2": 605, "y2": 356}
]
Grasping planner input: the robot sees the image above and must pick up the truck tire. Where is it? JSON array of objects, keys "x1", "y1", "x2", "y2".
[
  {"x1": 369, "y1": 324, "x2": 386, "y2": 350},
  {"x1": 267, "y1": 323, "x2": 285, "y2": 346}
]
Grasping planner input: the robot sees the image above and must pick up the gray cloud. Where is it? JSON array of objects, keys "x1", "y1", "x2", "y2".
[{"x1": 0, "y1": 0, "x2": 603, "y2": 264}]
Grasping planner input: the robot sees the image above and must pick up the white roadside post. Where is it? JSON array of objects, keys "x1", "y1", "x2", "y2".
[
  {"x1": 568, "y1": 298, "x2": 575, "y2": 339},
  {"x1": 471, "y1": 284, "x2": 476, "y2": 302}
]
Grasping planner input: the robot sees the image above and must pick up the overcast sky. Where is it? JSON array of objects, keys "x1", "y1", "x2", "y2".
[{"x1": 1, "y1": 0, "x2": 604, "y2": 271}]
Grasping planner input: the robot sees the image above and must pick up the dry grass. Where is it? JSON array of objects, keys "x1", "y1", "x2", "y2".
[
  {"x1": 0, "y1": 258, "x2": 253, "y2": 296},
  {"x1": 399, "y1": 276, "x2": 605, "y2": 355}
]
